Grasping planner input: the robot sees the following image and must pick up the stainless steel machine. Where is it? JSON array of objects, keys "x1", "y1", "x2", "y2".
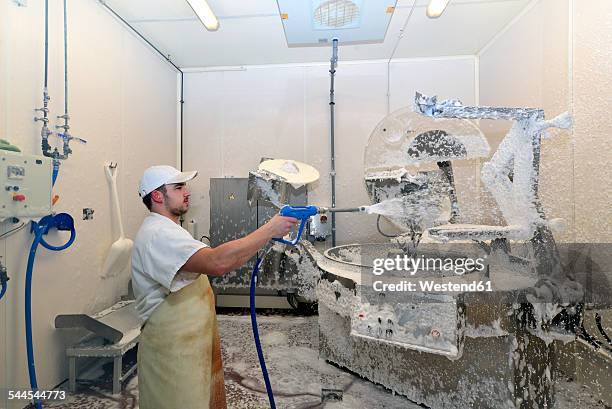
[{"x1": 299, "y1": 94, "x2": 608, "y2": 408}]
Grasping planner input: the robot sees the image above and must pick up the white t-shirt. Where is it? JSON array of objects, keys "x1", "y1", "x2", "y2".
[{"x1": 131, "y1": 212, "x2": 207, "y2": 322}]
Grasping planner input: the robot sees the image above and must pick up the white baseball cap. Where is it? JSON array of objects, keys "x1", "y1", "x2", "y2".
[{"x1": 138, "y1": 165, "x2": 198, "y2": 197}]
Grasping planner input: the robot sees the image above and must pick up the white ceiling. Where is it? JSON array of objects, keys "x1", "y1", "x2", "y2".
[{"x1": 102, "y1": 0, "x2": 531, "y2": 68}]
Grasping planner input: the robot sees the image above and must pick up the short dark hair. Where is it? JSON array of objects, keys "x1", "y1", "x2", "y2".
[{"x1": 142, "y1": 185, "x2": 167, "y2": 211}]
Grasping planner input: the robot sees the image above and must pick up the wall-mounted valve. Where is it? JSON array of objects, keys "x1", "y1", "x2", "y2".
[
  {"x1": 35, "y1": 90, "x2": 54, "y2": 156},
  {"x1": 33, "y1": 91, "x2": 51, "y2": 125},
  {"x1": 52, "y1": 130, "x2": 87, "y2": 160},
  {"x1": 55, "y1": 114, "x2": 70, "y2": 132},
  {"x1": 34, "y1": 109, "x2": 49, "y2": 124}
]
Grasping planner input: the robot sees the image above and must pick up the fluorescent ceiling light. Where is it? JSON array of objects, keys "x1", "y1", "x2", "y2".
[
  {"x1": 426, "y1": 0, "x2": 450, "y2": 18},
  {"x1": 186, "y1": 0, "x2": 219, "y2": 31}
]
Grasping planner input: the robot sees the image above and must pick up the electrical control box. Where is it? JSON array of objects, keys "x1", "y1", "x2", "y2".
[
  {"x1": 0, "y1": 150, "x2": 52, "y2": 219},
  {"x1": 351, "y1": 292, "x2": 461, "y2": 358}
]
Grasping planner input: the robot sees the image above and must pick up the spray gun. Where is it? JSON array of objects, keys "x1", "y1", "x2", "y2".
[
  {"x1": 274, "y1": 205, "x2": 366, "y2": 245},
  {"x1": 247, "y1": 169, "x2": 366, "y2": 246},
  {"x1": 273, "y1": 206, "x2": 318, "y2": 245}
]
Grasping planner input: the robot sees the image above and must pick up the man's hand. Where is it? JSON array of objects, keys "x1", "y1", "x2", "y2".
[{"x1": 265, "y1": 215, "x2": 299, "y2": 239}]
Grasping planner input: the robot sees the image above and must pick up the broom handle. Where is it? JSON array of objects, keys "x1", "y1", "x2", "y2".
[{"x1": 106, "y1": 164, "x2": 125, "y2": 239}]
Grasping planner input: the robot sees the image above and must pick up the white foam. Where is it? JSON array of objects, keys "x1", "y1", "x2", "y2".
[{"x1": 280, "y1": 160, "x2": 299, "y2": 174}]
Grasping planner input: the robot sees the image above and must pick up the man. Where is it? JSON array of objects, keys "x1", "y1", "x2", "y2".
[{"x1": 131, "y1": 165, "x2": 297, "y2": 409}]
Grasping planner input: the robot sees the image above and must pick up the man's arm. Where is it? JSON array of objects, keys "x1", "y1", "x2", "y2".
[{"x1": 180, "y1": 215, "x2": 298, "y2": 276}]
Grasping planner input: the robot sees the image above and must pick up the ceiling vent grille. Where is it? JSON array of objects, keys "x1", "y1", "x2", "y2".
[{"x1": 313, "y1": 0, "x2": 361, "y2": 29}]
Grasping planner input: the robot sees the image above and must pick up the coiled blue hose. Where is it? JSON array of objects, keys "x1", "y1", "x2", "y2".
[
  {"x1": 250, "y1": 256, "x2": 276, "y2": 409},
  {"x1": 26, "y1": 214, "x2": 76, "y2": 409}
]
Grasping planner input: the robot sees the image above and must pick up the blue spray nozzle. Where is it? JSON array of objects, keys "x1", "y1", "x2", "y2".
[
  {"x1": 274, "y1": 205, "x2": 319, "y2": 246},
  {"x1": 50, "y1": 212, "x2": 74, "y2": 231}
]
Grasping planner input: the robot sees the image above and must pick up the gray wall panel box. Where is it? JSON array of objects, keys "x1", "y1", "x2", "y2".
[{"x1": 0, "y1": 150, "x2": 52, "y2": 219}]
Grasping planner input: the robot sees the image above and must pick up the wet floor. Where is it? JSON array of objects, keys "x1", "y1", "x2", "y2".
[
  {"x1": 217, "y1": 312, "x2": 422, "y2": 409},
  {"x1": 42, "y1": 312, "x2": 609, "y2": 409}
]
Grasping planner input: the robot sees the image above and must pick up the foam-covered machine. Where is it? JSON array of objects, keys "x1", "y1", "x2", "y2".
[
  {"x1": 308, "y1": 93, "x2": 586, "y2": 408},
  {"x1": 244, "y1": 93, "x2": 611, "y2": 408}
]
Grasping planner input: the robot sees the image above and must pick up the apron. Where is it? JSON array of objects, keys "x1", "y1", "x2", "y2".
[{"x1": 138, "y1": 275, "x2": 227, "y2": 409}]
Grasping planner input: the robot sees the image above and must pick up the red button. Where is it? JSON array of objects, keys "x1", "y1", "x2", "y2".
[{"x1": 13, "y1": 194, "x2": 26, "y2": 202}]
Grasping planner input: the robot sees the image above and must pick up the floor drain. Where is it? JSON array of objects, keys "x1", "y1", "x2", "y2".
[{"x1": 321, "y1": 388, "x2": 343, "y2": 402}]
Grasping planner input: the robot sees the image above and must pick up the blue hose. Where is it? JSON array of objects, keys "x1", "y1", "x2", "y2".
[
  {"x1": 251, "y1": 208, "x2": 314, "y2": 407},
  {"x1": 25, "y1": 231, "x2": 44, "y2": 409},
  {"x1": 250, "y1": 256, "x2": 276, "y2": 409},
  {"x1": 51, "y1": 159, "x2": 60, "y2": 186},
  {"x1": 26, "y1": 214, "x2": 75, "y2": 409}
]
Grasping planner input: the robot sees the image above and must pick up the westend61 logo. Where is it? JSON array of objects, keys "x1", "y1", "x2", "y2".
[
  {"x1": 372, "y1": 255, "x2": 486, "y2": 276},
  {"x1": 370, "y1": 255, "x2": 492, "y2": 293}
]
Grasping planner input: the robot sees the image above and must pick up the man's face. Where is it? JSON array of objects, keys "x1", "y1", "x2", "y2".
[{"x1": 162, "y1": 183, "x2": 190, "y2": 216}]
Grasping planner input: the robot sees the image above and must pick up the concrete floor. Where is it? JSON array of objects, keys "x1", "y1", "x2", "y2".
[{"x1": 42, "y1": 312, "x2": 609, "y2": 409}]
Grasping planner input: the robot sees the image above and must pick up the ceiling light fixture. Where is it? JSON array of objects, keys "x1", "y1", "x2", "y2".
[
  {"x1": 426, "y1": 0, "x2": 450, "y2": 19},
  {"x1": 186, "y1": 0, "x2": 219, "y2": 31}
]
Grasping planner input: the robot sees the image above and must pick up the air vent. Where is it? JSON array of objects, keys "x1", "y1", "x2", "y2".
[
  {"x1": 277, "y1": 0, "x2": 396, "y2": 47},
  {"x1": 313, "y1": 0, "x2": 361, "y2": 30}
]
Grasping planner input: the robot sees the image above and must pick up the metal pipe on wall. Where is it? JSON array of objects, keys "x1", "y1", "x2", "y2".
[
  {"x1": 55, "y1": 0, "x2": 88, "y2": 163},
  {"x1": 34, "y1": 0, "x2": 52, "y2": 153},
  {"x1": 329, "y1": 38, "x2": 338, "y2": 247},
  {"x1": 34, "y1": 0, "x2": 86, "y2": 187},
  {"x1": 180, "y1": 71, "x2": 184, "y2": 172},
  {"x1": 57, "y1": 0, "x2": 70, "y2": 137},
  {"x1": 63, "y1": 0, "x2": 69, "y2": 122}
]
